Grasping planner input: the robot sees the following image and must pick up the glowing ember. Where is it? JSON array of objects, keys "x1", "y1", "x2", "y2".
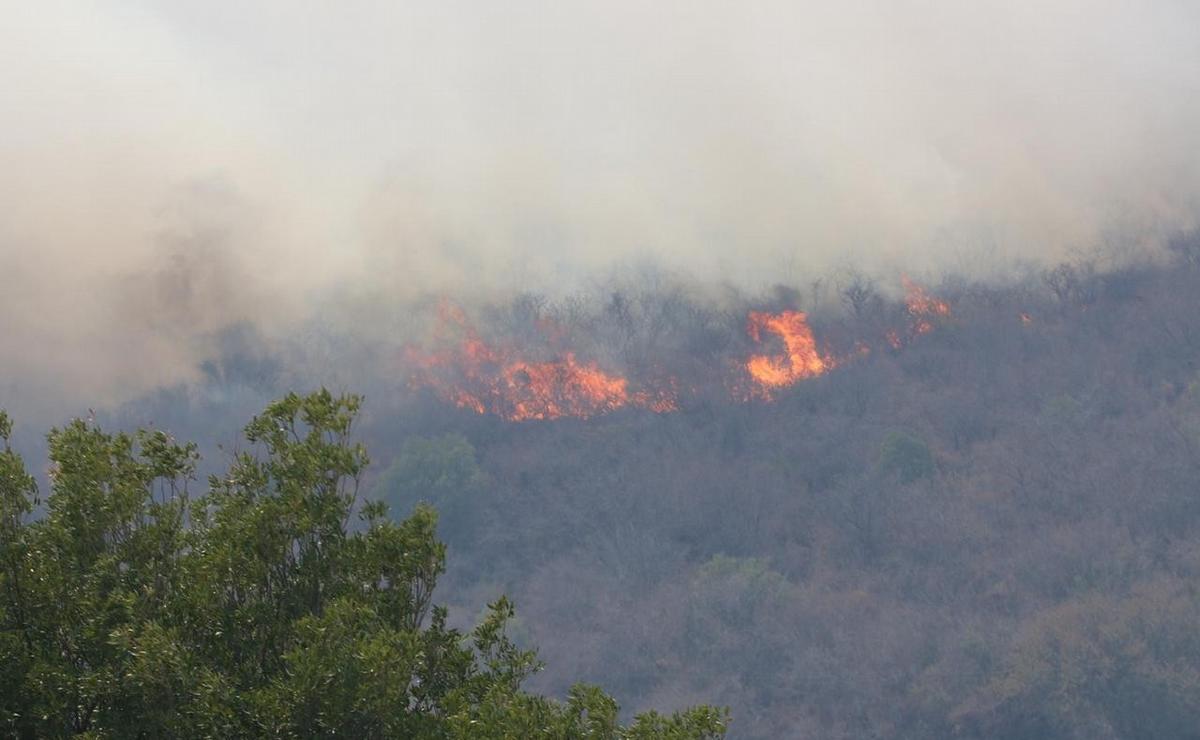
[
  {"x1": 406, "y1": 301, "x2": 678, "y2": 421},
  {"x1": 743, "y1": 310, "x2": 833, "y2": 399}
]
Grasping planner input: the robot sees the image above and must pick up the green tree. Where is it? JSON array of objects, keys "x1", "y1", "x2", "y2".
[
  {"x1": 878, "y1": 430, "x2": 934, "y2": 484},
  {"x1": 0, "y1": 391, "x2": 727, "y2": 738},
  {"x1": 684, "y1": 557, "x2": 792, "y2": 701},
  {"x1": 0, "y1": 412, "x2": 39, "y2": 732},
  {"x1": 372, "y1": 432, "x2": 485, "y2": 541}
]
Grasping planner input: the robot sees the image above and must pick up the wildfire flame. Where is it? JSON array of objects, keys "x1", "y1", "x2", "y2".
[
  {"x1": 743, "y1": 310, "x2": 834, "y2": 399},
  {"x1": 406, "y1": 301, "x2": 677, "y2": 421},
  {"x1": 902, "y1": 276, "x2": 950, "y2": 336},
  {"x1": 409, "y1": 283, "x2": 951, "y2": 420}
]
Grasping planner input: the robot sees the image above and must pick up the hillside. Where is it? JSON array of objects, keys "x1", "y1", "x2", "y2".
[
  {"x1": 361, "y1": 248, "x2": 1200, "y2": 739},
  {"x1": 47, "y1": 247, "x2": 1200, "y2": 738}
]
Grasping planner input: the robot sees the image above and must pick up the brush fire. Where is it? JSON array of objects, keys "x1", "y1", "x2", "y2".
[
  {"x1": 405, "y1": 301, "x2": 678, "y2": 421},
  {"x1": 742, "y1": 310, "x2": 835, "y2": 400},
  {"x1": 407, "y1": 281, "x2": 951, "y2": 420}
]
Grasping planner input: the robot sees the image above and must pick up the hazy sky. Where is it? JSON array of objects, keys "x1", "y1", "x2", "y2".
[{"x1": 3, "y1": 0, "x2": 1200, "y2": 412}]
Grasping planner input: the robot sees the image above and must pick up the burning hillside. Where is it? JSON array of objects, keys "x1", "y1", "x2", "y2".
[
  {"x1": 406, "y1": 281, "x2": 949, "y2": 420},
  {"x1": 742, "y1": 310, "x2": 836, "y2": 400},
  {"x1": 405, "y1": 301, "x2": 678, "y2": 421},
  {"x1": 903, "y1": 276, "x2": 951, "y2": 336}
]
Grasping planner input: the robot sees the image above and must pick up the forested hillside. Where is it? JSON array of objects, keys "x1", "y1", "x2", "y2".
[
  {"x1": 360, "y1": 245, "x2": 1200, "y2": 739},
  {"x1": 7, "y1": 1, "x2": 1200, "y2": 736},
  {"x1": 14, "y1": 245, "x2": 1200, "y2": 738}
]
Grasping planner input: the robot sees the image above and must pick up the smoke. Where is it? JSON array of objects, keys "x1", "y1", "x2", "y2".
[{"x1": 3, "y1": 0, "x2": 1200, "y2": 415}]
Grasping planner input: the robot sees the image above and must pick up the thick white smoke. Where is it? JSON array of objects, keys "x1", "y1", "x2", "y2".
[{"x1": 2, "y1": 0, "x2": 1199, "y2": 415}]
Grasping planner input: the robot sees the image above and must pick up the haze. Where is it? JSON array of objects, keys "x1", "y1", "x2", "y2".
[{"x1": 3, "y1": 0, "x2": 1199, "y2": 415}]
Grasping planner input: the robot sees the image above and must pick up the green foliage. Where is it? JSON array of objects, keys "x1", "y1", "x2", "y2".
[
  {"x1": 1042, "y1": 394, "x2": 1083, "y2": 426},
  {"x1": 684, "y1": 557, "x2": 792, "y2": 701},
  {"x1": 0, "y1": 392, "x2": 725, "y2": 738},
  {"x1": 694, "y1": 556, "x2": 789, "y2": 614},
  {"x1": 878, "y1": 430, "x2": 934, "y2": 483},
  {"x1": 373, "y1": 432, "x2": 484, "y2": 522}
]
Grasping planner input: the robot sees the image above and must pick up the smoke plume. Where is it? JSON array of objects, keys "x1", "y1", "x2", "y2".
[{"x1": 3, "y1": 0, "x2": 1199, "y2": 415}]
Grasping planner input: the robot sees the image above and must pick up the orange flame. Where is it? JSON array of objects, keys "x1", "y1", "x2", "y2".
[
  {"x1": 406, "y1": 301, "x2": 677, "y2": 421},
  {"x1": 409, "y1": 283, "x2": 953, "y2": 420},
  {"x1": 743, "y1": 310, "x2": 834, "y2": 399},
  {"x1": 902, "y1": 277, "x2": 950, "y2": 336}
]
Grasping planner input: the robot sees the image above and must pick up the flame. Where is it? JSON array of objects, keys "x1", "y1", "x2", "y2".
[
  {"x1": 743, "y1": 310, "x2": 833, "y2": 399},
  {"x1": 406, "y1": 301, "x2": 677, "y2": 421},
  {"x1": 902, "y1": 277, "x2": 950, "y2": 336},
  {"x1": 409, "y1": 282, "x2": 953, "y2": 420}
]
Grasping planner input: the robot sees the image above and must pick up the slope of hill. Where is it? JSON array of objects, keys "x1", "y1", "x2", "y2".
[
  {"x1": 47, "y1": 246, "x2": 1200, "y2": 738},
  {"x1": 365, "y1": 249, "x2": 1200, "y2": 739}
]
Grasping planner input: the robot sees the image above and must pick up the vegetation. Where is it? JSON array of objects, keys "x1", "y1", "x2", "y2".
[
  {"x1": 354, "y1": 249, "x2": 1200, "y2": 739},
  {"x1": 15, "y1": 244, "x2": 1200, "y2": 738},
  {"x1": 0, "y1": 392, "x2": 727, "y2": 738}
]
